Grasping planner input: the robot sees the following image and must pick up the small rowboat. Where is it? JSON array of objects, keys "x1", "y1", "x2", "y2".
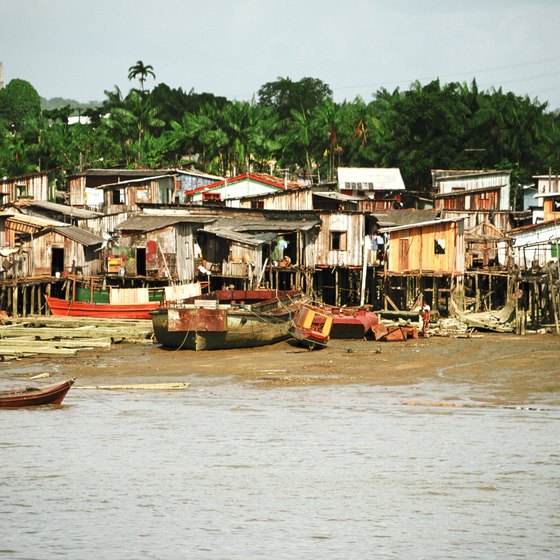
[{"x1": 0, "y1": 378, "x2": 75, "y2": 408}]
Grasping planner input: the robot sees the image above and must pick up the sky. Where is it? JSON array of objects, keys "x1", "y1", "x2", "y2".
[{"x1": 2, "y1": 0, "x2": 560, "y2": 110}]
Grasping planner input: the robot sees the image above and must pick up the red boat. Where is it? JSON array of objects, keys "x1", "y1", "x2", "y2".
[
  {"x1": 0, "y1": 378, "x2": 75, "y2": 408},
  {"x1": 45, "y1": 296, "x2": 160, "y2": 320},
  {"x1": 328, "y1": 307, "x2": 379, "y2": 339}
]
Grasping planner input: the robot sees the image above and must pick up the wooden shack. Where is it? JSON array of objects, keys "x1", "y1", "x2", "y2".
[
  {"x1": 18, "y1": 225, "x2": 103, "y2": 277},
  {"x1": 67, "y1": 169, "x2": 175, "y2": 208},
  {"x1": 433, "y1": 169, "x2": 512, "y2": 231},
  {"x1": 114, "y1": 215, "x2": 213, "y2": 281},
  {"x1": 381, "y1": 218, "x2": 464, "y2": 275},
  {"x1": 376, "y1": 217, "x2": 465, "y2": 313},
  {"x1": 0, "y1": 171, "x2": 52, "y2": 204}
]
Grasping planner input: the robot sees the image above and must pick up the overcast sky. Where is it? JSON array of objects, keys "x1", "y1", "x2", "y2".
[{"x1": 2, "y1": 0, "x2": 560, "y2": 110}]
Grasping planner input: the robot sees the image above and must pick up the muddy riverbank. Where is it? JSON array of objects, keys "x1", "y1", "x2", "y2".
[{"x1": 3, "y1": 332, "x2": 559, "y2": 406}]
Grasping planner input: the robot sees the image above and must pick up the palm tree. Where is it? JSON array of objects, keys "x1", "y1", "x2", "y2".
[
  {"x1": 128, "y1": 61, "x2": 156, "y2": 92},
  {"x1": 104, "y1": 91, "x2": 164, "y2": 165}
]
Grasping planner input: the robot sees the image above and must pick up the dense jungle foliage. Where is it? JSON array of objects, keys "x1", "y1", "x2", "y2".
[{"x1": 1, "y1": 65, "x2": 559, "y2": 202}]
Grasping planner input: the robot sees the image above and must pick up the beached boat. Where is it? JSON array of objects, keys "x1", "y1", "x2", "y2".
[
  {"x1": 45, "y1": 295, "x2": 161, "y2": 320},
  {"x1": 327, "y1": 307, "x2": 380, "y2": 338},
  {"x1": 151, "y1": 289, "x2": 305, "y2": 350},
  {"x1": 0, "y1": 378, "x2": 75, "y2": 408},
  {"x1": 289, "y1": 304, "x2": 333, "y2": 349}
]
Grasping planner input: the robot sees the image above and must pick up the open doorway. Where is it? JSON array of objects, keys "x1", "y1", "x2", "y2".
[
  {"x1": 136, "y1": 248, "x2": 146, "y2": 276},
  {"x1": 51, "y1": 248, "x2": 64, "y2": 276}
]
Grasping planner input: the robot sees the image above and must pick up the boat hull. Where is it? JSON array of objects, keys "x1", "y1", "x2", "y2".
[
  {"x1": 46, "y1": 296, "x2": 159, "y2": 320},
  {"x1": 0, "y1": 379, "x2": 75, "y2": 408},
  {"x1": 151, "y1": 308, "x2": 290, "y2": 350},
  {"x1": 152, "y1": 289, "x2": 305, "y2": 351}
]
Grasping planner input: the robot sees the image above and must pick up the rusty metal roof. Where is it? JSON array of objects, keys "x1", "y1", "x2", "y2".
[
  {"x1": 204, "y1": 228, "x2": 275, "y2": 246},
  {"x1": 27, "y1": 200, "x2": 102, "y2": 219},
  {"x1": 51, "y1": 226, "x2": 104, "y2": 246},
  {"x1": 312, "y1": 191, "x2": 361, "y2": 203},
  {"x1": 117, "y1": 214, "x2": 216, "y2": 232},
  {"x1": 372, "y1": 209, "x2": 440, "y2": 227},
  {"x1": 380, "y1": 217, "x2": 463, "y2": 233}
]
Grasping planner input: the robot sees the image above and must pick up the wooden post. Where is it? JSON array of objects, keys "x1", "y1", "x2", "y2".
[
  {"x1": 335, "y1": 268, "x2": 340, "y2": 306},
  {"x1": 30, "y1": 285, "x2": 36, "y2": 315},
  {"x1": 474, "y1": 273, "x2": 480, "y2": 312},
  {"x1": 37, "y1": 283, "x2": 43, "y2": 315},
  {"x1": 532, "y1": 280, "x2": 539, "y2": 328},
  {"x1": 360, "y1": 236, "x2": 368, "y2": 307},
  {"x1": 549, "y1": 270, "x2": 559, "y2": 335},
  {"x1": 12, "y1": 283, "x2": 18, "y2": 318}
]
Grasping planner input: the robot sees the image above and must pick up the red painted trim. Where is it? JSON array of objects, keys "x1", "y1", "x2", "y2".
[{"x1": 187, "y1": 173, "x2": 286, "y2": 195}]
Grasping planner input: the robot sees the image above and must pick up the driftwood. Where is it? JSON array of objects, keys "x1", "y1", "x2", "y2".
[{"x1": 78, "y1": 382, "x2": 190, "y2": 391}]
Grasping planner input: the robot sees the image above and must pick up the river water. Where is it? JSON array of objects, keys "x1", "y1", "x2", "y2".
[{"x1": 1, "y1": 378, "x2": 559, "y2": 559}]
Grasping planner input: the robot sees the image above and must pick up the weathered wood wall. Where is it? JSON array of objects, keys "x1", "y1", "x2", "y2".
[{"x1": 385, "y1": 220, "x2": 464, "y2": 275}]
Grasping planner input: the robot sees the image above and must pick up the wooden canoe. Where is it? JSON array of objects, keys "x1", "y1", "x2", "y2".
[{"x1": 0, "y1": 378, "x2": 75, "y2": 408}]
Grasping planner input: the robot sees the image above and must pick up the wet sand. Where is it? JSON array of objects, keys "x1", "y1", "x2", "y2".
[{"x1": 3, "y1": 332, "x2": 559, "y2": 406}]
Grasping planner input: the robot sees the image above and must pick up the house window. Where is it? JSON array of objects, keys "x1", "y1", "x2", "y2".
[
  {"x1": 553, "y1": 197, "x2": 560, "y2": 212},
  {"x1": 551, "y1": 243, "x2": 560, "y2": 258},
  {"x1": 251, "y1": 200, "x2": 264, "y2": 210},
  {"x1": 16, "y1": 184, "x2": 27, "y2": 198},
  {"x1": 112, "y1": 189, "x2": 124, "y2": 204},
  {"x1": 330, "y1": 231, "x2": 347, "y2": 251},
  {"x1": 434, "y1": 239, "x2": 446, "y2": 254}
]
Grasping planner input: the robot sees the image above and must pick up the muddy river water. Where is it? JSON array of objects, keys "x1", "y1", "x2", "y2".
[{"x1": 1, "y1": 335, "x2": 559, "y2": 559}]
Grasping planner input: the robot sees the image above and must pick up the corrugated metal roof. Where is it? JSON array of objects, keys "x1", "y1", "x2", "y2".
[
  {"x1": 117, "y1": 214, "x2": 216, "y2": 232},
  {"x1": 379, "y1": 217, "x2": 463, "y2": 233},
  {"x1": 534, "y1": 192, "x2": 560, "y2": 199},
  {"x1": 337, "y1": 168, "x2": 405, "y2": 191},
  {"x1": 52, "y1": 226, "x2": 104, "y2": 246},
  {"x1": 201, "y1": 216, "x2": 320, "y2": 245},
  {"x1": 5, "y1": 212, "x2": 67, "y2": 227},
  {"x1": 434, "y1": 185, "x2": 505, "y2": 199},
  {"x1": 69, "y1": 169, "x2": 175, "y2": 179},
  {"x1": 94, "y1": 175, "x2": 175, "y2": 189},
  {"x1": 205, "y1": 229, "x2": 274, "y2": 246},
  {"x1": 28, "y1": 200, "x2": 102, "y2": 219},
  {"x1": 312, "y1": 191, "x2": 361, "y2": 202},
  {"x1": 372, "y1": 209, "x2": 440, "y2": 227}
]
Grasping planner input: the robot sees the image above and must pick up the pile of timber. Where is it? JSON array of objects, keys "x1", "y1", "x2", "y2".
[{"x1": 0, "y1": 315, "x2": 153, "y2": 361}]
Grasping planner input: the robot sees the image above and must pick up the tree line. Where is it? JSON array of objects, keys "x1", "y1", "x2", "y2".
[{"x1": 0, "y1": 62, "x2": 559, "y2": 204}]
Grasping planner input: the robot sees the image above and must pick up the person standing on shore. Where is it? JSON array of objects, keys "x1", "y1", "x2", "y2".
[{"x1": 421, "y1": 302, "x2": 431, "y2": 337}]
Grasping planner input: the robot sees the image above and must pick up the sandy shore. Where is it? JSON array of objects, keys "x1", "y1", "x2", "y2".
[{"x1": 2, "y1": 332, "x2": 559, "y2": 406}]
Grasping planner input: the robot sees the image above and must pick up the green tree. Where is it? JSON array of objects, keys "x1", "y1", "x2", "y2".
[
  {"x1": 0, "y1": 79, "x2": 41, "y2": 131},
  {"x1": 258, "y1": 76, "x2": 332, "y2": 120},
  {"x1": 103, "y1": 91, "x2": 165, "y2": 165}
]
